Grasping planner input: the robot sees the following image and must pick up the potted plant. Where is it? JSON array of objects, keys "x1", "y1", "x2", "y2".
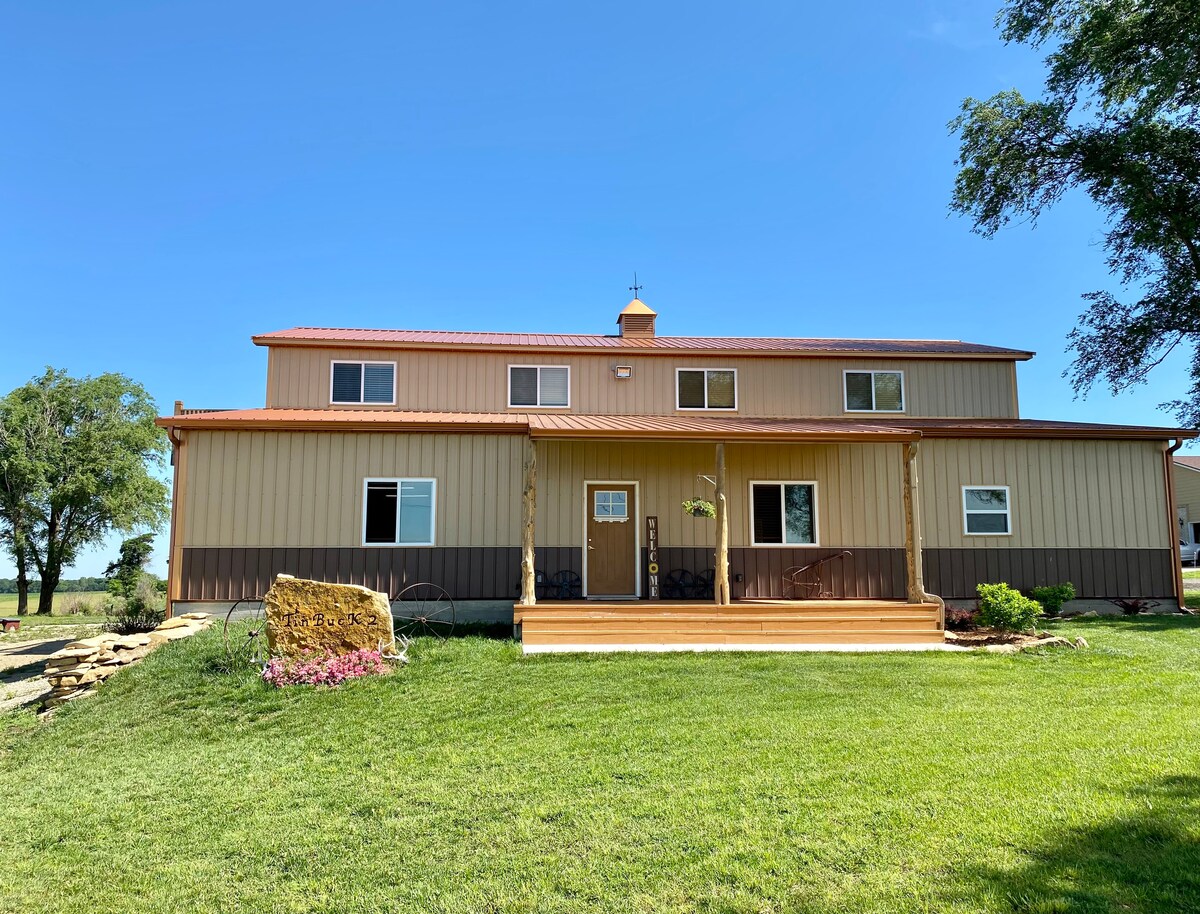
[{"x1": 682, "y1": 497, "x2": 716, "y2": 519}]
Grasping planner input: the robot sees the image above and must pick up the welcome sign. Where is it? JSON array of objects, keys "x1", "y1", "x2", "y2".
[{"x1": 646, "y1": 515, "x2": 660, "y2": 600}]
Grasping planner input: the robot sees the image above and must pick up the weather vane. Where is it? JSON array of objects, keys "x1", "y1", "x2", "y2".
[{"x1": 629, "y1": 273, "x2": 643, "y2": 297}]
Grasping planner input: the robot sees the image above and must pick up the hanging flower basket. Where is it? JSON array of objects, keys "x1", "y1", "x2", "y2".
[{"x1": 682, "y1": 497, "x2": 716, "y2": 519}]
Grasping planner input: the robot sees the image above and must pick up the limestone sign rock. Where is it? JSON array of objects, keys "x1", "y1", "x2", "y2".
[{"x1": 263, "y1": 574, "x2": 394, "y2": 657}]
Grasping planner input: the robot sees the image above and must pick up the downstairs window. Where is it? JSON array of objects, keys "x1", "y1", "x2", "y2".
[
  {"x1": 364, "y1": 479, "x2": 436, "y2": 545},
  {"x1": 751, "y1": 482, "x2": 817, "y2": 545},
  {"x1": 963, "y1": 486, "x2": 1011, "y2": 535}
]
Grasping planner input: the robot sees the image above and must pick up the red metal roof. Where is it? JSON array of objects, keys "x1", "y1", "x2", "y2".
[
  {"x1": 524, "y1": 414, "x2": 918, "y2": 441},
  {"x1": 898, "y1": 418, "x2": 1197, "y2": 440},
  {"x1": 1175, "y1": 455, "x2": 1200, "y2": 469},
  {"x1": 157, "y1": 409, "x2": 1194, "y2": 440},
  {"x1": 251, "y1": 326, "x2": 1034, "y2": 359},
  {"x1": 156, "y1": 409, "x2": 528, "y2": 432}
]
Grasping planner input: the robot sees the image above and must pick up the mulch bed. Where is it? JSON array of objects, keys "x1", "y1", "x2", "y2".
[{"x1": 945, "y1": 628, "x2": 1084, "y2": 651}]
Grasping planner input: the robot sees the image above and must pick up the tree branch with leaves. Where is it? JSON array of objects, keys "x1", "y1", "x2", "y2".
[{"x1": 951, "y1": 0, "x2": 1200, "y2": 424}]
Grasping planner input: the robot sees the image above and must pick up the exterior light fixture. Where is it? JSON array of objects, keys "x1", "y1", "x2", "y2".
[{"x1": 614, "y1": 365, "x2": 633, "y2": 380}]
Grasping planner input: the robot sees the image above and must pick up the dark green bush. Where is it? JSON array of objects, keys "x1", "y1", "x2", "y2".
[
  {"x1": 105, "y1": 575, "x2": 165, "y2": 634},
  {"x1": 977, "y1": 582, "x2": 1043, "y2": 631},
  {"x1": 1031, "y1": 582, "x2": 1076, "y2": 616}
]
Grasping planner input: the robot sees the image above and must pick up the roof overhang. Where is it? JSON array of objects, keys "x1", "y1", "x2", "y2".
[
  {"x1": 155, "y1": 409, "x2": 529, "y2": 434},
  {"x1": 155, "y1": 411, "x2": 1196, "y2": 442}
]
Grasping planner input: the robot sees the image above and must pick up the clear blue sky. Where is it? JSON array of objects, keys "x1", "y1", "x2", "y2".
[{"x1": 1, "y1": 2, "x2": 1192, "y2": 579}]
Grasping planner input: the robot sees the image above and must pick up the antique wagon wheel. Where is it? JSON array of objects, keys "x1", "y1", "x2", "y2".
[
  {"x1": 391, "y1": 583, "x2": 456, "y2": 640},
  {"x1": 548, "y1": 570, "x2": 582, "y2": 600},
  {"x1": 515, "y1": 570, "x2": 551, "y2": 600},
  {"x1": 223, "y1": 597, "x2": 269, "y2": 664},
  {"x1": 663, "y1": 569, "x2": 695, "y2": 600},
  {"x1": 692, "y1": 569, "x2": 716, "y2": 600}
]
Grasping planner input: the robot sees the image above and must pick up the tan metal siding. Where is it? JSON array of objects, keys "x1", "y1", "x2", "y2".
[
  {"x1": 917, "y1": 439, "x2": 1168, "y2": 549},
  {"x1": 265, "y1": 346, "x2": 1018, "y2": 419},
  {"x1": 182, "y1": 431, "x2": 525, "y2": 548},
  {"x1": 537, "y1": 440, "x2": 906, "y2": 548},
  {"x1": 1175, "y1": 465, "x2": 1200, "y2": 516},
  {"x1": 178, "y1": 431, "x2": 1168, "y2": 554}
]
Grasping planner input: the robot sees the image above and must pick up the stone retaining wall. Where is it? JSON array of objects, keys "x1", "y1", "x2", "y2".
[{"x1": 41, "y1": 612, "x2": 213, "y2": 710}]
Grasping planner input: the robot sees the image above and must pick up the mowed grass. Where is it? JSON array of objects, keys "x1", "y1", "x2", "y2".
[{"x1": 3, "y1": 618, "x2": 1200, "y2": 914}]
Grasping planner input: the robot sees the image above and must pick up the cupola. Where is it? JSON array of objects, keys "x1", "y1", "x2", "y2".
[{"x1": 617, "y1": 298, "x2": 657, "y2": 339}]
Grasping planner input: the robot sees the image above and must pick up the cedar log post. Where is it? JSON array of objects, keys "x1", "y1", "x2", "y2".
[
  {"x1": 1165, "y1": 438, "x2": 1187, "y2": 612},
  {"x1": 519, "y1": 438, "x2": 537, "y2": 606},
  {"x1": 902, "y1": 441, "x2": 924, "y2": 605},
  {"x1": 902, "y1": 440, "x2": 945, "y2": 629},
  {"x1": 715, "y1": 442, "x2": 731, "y2": 605}
]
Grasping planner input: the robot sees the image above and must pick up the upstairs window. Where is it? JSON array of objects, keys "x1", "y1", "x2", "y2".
[
  {"x1": 677, "y1": 368, "x2": 737, "y2": 410},
  {"x1": 963, "y1": 486, "x2": 1011, "y2": 535},
  {"x1": 331, "y1": 361, "x2": 396, "y2": 405},
  {"x1": 509, "y1": 365, "x2": 570, "y2": 407},
  {"x1": 363, "y1": 479, "x2": 436, "y2": 545},
  {"x1": 844, "y1": 370, "x2": 904, "y2": 412},
  {"x1": 751, "y1": 482, "x2": 817, "y2": 545}
]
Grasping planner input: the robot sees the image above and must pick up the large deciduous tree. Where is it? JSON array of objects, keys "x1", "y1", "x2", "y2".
[
  {"x1": 0, "y1": 370, "x2": 169, "y2": 615},
  {"x1": 951, "y1": 0, "x2": 1200, "y2": 423}
]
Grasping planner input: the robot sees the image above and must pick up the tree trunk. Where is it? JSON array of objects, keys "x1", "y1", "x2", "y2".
[
  {"x1": 36, "y1": 577, "x2": 57, "y2": 615},
  {"x1": 16, "y1": 566, "x2": 28, "y2": 614},
  {"x1": 16, "y1": 555, "x2": 29, "y2": 615},
  {"x1": 35, "y1": 515, "x2": 59, "y2": 615}
]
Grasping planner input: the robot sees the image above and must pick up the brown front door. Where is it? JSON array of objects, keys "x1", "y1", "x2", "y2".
[{"x1": 585, "y1": 483, "x2": 637, "y2": 597}]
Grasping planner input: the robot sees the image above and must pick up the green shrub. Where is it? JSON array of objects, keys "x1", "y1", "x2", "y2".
[
  {"x1": 105, "y1": 575, "x2": 165, "y2": 634},
  {"x1": 1031, "y1": 582, "x2": 1076, "y2": 616},
  {"x1": 976, "y1": 582, "x2": 1043, "y2": 631}
]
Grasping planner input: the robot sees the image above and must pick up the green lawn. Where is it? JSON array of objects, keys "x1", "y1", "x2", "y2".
[{"x1": 3, "y1": 618, "x2": 1199, "y2": 913}]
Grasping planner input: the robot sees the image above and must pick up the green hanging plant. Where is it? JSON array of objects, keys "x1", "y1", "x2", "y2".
[{"x1": 682, "y1": 497, "x2": 716, "y2": 519}]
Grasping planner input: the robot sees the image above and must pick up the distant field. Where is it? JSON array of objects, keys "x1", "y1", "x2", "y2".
[{"x1": 0, "y1": 592, "x2": 107, "y2": 616}]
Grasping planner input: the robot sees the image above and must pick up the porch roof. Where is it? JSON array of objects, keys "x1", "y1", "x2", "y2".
[
  {"x1": 524, "y1": 414, "x2": 920, "y2": 442},
  {"x1": 155, "y1": 408, "x2": 1196, "y2": 441}
]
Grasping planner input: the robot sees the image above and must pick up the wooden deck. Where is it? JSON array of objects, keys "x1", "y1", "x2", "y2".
[{"x1": 514, "y1": 599, "x2": 945, "y2": 653}]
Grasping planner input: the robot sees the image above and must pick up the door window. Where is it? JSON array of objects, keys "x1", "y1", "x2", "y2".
[{"x1": 593, "y1": 490, "x2": 628, "y2": 521}]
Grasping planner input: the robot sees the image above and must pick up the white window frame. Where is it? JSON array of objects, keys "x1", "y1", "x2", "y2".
[
  {"x1": 675, "y1": 367, "x2": 739, "y2": 411},
  {"x1": 842, "y1": 369, "x2": 905, "y2": 414},
  {"x1": 748, "y1": 480, "x2": 820, "y2": 547},
  {"x1": 361, "y1": 477, "x2": 437, "y2": 547},
  {"x1": 962, "y1": 485, "x2": 1012, "y2": 537},
  {"x1": 330, "y1": 360, "x2": 397, "y2": 406},
  {"x1": 507, "y1": 364, "x2": 571, "y2": 409},
  {"x1": 592, "y1": 489, "x2": 630, "y2": 523}
]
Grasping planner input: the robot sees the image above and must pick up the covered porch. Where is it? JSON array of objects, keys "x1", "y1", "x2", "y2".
[{"x1": 513, "y1": 415, "x2": 945, "y2": 651}]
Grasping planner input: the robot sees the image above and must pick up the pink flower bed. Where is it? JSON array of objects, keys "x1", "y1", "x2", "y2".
[{"x1": 262, "y1": 648, "x2": 391, "y2": 687}]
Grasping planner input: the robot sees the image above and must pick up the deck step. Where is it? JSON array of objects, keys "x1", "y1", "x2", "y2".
[
  {"x1": 515, "y1": 600, "x2": 945, "y2": 651},
  {"x1": 519, "y1": 611, "x2": 939, "y2": 622},
  {"x1": 524, "y1": 617, "x2": 941, "y2": 633},
  {"x1": 522, "y1": 630, "x2": 946, "y2": 646}
]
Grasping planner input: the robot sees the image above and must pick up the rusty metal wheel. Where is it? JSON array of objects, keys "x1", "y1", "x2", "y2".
[
  {"x1": 223, "y1": 597, "x2": 269, "y2": 665},
  {"x1": 390, "y1": 583, "x2": 456, "y2": 640},
  {"x1": 663, "y1": 569, "x2": 695, "y2": 600}
]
